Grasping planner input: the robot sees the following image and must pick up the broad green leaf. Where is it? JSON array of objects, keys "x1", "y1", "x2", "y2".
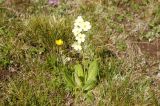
[
  {"x1": 83, "y1": 80, "x2": 96, "y2": 91},
  {"x1": 0, "y1": 0, "x2": 5, "y2": 4},
  {"x1": 74, "y1": 73, "x2": 82, "y2": 87},
  {"x1": 87, "y1": 60, "x2": 98, "y2": 82},
  {"x1": 86, "y1": 91, "x2": 94, "y2": 102},
  {"x1": 64, "y1": 71, "x2": 75, "y2": 88},
  {"x1": 74, "y1": 64, "x2": 84, "y2": 78}
]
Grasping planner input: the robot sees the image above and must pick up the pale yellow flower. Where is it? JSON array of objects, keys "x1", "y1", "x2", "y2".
[
  {"x1": 75, "y1": 33, "x2": 86, "y2": 44},
  {"x1": 81, "y1": 21, "x2": 91, "y2": 31},
  {"x1": 72, "y1": 27, "x2": 82, "y2": 36},
  {"x1": 74, "y1": 16, "x2": 84, "y2": 27},
  {"x1": 72, "y1": 42, "x2": 82, "y2": 51},
  {"x1": 71, "y1": 16, "x2": 92, "y2": 52}
]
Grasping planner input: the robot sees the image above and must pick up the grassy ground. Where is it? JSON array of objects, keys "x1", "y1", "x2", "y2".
[{"x1": 0, "y1": 0, "x2": 160, "y2": 105}]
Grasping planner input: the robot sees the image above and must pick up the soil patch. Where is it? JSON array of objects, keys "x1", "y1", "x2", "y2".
[
  {"x1": 0, "y1": 69, "x2": 17, "y2": 81},
  {"x1": 126, "y1": 38, "x2": 160, "y2": 60},
  {"x1": 136, "y1": 39, "x2": 160, "y2": 59}
]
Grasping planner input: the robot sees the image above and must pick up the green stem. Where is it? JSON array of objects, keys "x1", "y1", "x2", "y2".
[{"x1": 82, "y1": 49, "x2": 87, "y2": 83}]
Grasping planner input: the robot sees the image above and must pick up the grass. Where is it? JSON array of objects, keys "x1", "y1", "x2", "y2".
[{"x1": 0, "y1": 0, "x2": 160, "y2": 105}]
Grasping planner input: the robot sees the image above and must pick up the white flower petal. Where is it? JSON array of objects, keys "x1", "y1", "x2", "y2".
[
  {"x1": 75, "y1": 33, "x2": 86, "y2": 44},
  {"x1": 72, "y1": 27, "x2": 82, "y2": 36},
  {"x1": 74, "y1": 16, "x2": 84, "y2": 27},
  {"x1": 82, "y1": 21, "x2": 91, "y2": 31},
  {"x1": 72, "y1": 42, "x2": 82, "y2": 51}
]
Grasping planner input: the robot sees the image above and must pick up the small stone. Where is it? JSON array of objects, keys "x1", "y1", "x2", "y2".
[
  {"x1": 157, "y1": 72, "x2": 160, "y2": 78},
  {"x1": 48, "y1": 0, "x2": 58, "y2": 5}
]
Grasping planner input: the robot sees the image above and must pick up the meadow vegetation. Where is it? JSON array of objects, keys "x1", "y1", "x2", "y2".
[{"x1": 0, "y1": 0, "x2": 160, "y2": 105}]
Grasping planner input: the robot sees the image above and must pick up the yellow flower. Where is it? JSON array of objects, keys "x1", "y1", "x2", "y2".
[{"x1": 55, "y1": 39, "x2": 63, "y2": 46}]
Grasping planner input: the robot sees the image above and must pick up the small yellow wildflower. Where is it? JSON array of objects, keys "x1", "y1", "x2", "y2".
[{"x1": 55, "y1": 39, "x2": 63, "y2": 46}]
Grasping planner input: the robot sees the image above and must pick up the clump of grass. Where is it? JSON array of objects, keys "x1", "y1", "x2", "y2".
[{"x1": 1, "y1": 66, "x2": 66, "y2": 105}]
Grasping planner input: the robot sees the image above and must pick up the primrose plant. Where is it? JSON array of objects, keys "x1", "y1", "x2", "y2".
[
  {"x1": 71, "y1": 16, "x2": 91, "y2": 51},
  {"x1": 64, "y1": 16, "x2": 99, "y2": 94}
]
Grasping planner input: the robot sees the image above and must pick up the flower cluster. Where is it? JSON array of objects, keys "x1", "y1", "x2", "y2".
[{"x1": 72, "y1": 16, "x2": 91, "y2": 51}]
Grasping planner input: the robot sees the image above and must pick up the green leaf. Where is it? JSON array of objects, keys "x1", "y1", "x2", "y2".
[
  {"x1": 83, "y1": 80, "x2": 96, "y2": 91},
  {"x1": 86, "y1": 91, "x2": 94, "y2": 102},
  {"x1": 87, "y1": 60, "x2": 98, "y2": 82},
  {"x1": 64, "y1": 71, "x2": 75, "y2": 88},
  {"x1": 74, "y1": 64, "x2": 84, "y2": 88},
  {"x1": 0, "y1": 0, "x2": 5, "y2": 4},
  {"x1": 74, "y1": 72, "x2": 82, "y2": 87},
  {"x1": 74, "y1": 64, "x2": 84, "y2": 78},
  {"x1": 83, "y1": 60, "x2": 98, "y2": 91}
]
